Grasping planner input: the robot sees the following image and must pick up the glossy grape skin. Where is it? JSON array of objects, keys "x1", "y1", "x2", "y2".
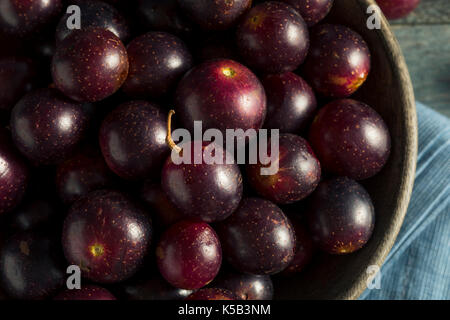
[
  {"x1": 175, "y1": 59, "x2": 266, "y2": 135},
  {"x1": 307, "y1": 177, "x2": 375, "y2": 254},
  {"x1": 54, "y1": 285, "x2": 116, "y2": 300},
  {"x1": 156, "y1": 220, "x2": 222, "y2": 290},
  {"x1": 186, "y1": 288, "x2": 237, "y2": 300},
  {"x1": 122, "y1": 32, "x2": 193, "y2": 99},
  {"x1": 377, "y1": 0, "x2": 420, "y2": 20},
  {"x1": 140, "y1": 181, "x2": 184, "y2": 228},
  {"x1": 247, "y1": 134, "x2": 321, "y2": 205},
  {"x1": 0, "y1": 0, "x2": 62, "y2": 37},
  {"x1": 0, "y1": 232, "x2": 65, "y2": 300},
  {"x1": 122, "y1": 274, "x2": 194, "y2": 300},
  {"x1": 308, "y1": 99, "x2": 391, "y2": 180},
  {"x1": 55, "y1": 0, "x2": 131, "y2": 43},
  {"x1": 262, "y1": 72, "x2": 317, "y2": 133},
  {"x1": 10, "y1": 88, "x2": 89, "y2": 165},
  {"x1": 138, "y1": 0, "x2": 194, "y2": 37},
  {"x1": 162, "y1": 141, "x2": 243, "y2": 223},
  {"x1": 303, "y1": 24, "x2": 371, "y2": 98},
  {"x1": 55, "y1": 149, "x2": 115, "y2": 204},
  {"x1": 99, "y1": 100, "x2": 169, "y2": 181},
  {"x1": 0, "y1": 130, "x2": 28, "y2": 215},
  {"x1": 282, "y1": 216, "x2": 314, "y2": 275},
  {"x1": 279, "y1": 0, "x2": 334, "y2": 26},
  {"x1": 178, "y1": 0, "x2": 251, "y2": 30},
  {"x1": 62, "y1": 190, "x2": 152, "y2": 283},
  {"x1": 216, "y1": 198, "x2": 295, "y2": 275},
  {"x1": 52, "y1": 28, "x2": 129, "y2": 103},
  {"x1": 236, "y1": 1, "x2": 309, "y2": 74},
  {"x1": 0, "y1": 57, "x2": 35, "y2": 111},
  {"x1": 213, "y1": 271, "x2": 274, "y2": 300}
]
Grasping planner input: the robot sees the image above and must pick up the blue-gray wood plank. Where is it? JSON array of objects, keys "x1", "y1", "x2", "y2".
[{"x1": 387, "y1": 0, "x2": 450, "y2": 117}]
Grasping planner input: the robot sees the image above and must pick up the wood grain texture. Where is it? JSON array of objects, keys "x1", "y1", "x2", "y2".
[
  {"x1": 393, "y1": 25, "x2": 450, "y2": 117},
  {"x1": 275, "y1": 0, "x2": 418, "y2": 300}
]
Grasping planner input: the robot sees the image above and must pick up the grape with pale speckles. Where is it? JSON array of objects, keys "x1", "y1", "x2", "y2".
[
  {"x1": 62, "y1": 190, "x2": 152, "y2": 283},
  {"x1": 186, "y1": 288, "x2": 237, "y2": 300},
  {"x1": 52, "y1": 28, "x2": 129, "y2": 102},
  {"x1": 0, "y1": 0, "x2": 62, "y2": 37},
  {"x1": 156, "y1": 220, "x2": 222, "y2": 290},
  {"x1": 217, "y1": 198, "x2": 295, "y2": 275},
  {"x1": 55, "y1": 0, "x2": 131, "y2": 43},
  {"x1": 377, "y1": 0, "x2": 420, "y2": 20},
  {"x1": 122, "y1": 32, "x2": 193, "y2": 99},
  {"x1": 0, "y1": 232, "x2": 65, "y2": 299},
  {"x1": 307, "y1": 177, "x2": 375, "y2": 255},
  {"x1": 99, "y1": 100, "x2": 169, "y2": 181},
  {"x1": 10, "y1": 88, "x2": 90, "y2": 165},
  {"x1": 262, "y1": 72, "x2": 317, "y2": 133},
  {"x1": 213, "y1": 271, "x2": 274, "y2": 300},
  {"x1": 236, "y1": 1, "x2": 309, "y2": 74},
  {"x1": 162, "y1": 141, "x2": 243, "y2": 223},
  {"x1": 308, "y1": 99, "x2": 391, "y2": 180},
  {"x1": 175, "y1": 59, "x2": 266, "y2": 135},
  {"x1": 247, "y1": 134, "x2": 321, "y2": 204},
  {"x1": 0, "y1": 129, "x2": 28, "y2": 215},
  {"x1": 56, "y1": 148, "x2": 115, "y2": 204},
  {"x1": 54, "y1": 285, "x2": 116, "y2": 300},
  {"x1": 279, "y1": 0, "x2": 334, "y2": 26},
  {"x1": 303, "y1": 24, "x2": 371, "y2": 98},
  {"x1": 178, "y1": 0, "x2": 252, "y2": 31}
]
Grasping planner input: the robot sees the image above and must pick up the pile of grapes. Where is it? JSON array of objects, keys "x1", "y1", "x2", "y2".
[{"x1": 0, "y1": 0, "x2": 396, "y2": 300}]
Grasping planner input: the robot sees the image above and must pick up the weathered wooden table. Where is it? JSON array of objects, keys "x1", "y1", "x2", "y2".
[{"x1": 389, "y1": 0, "x2": 450, "y2": 117}]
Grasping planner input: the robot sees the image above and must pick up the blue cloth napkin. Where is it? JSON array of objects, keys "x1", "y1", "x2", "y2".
[{"x1": 360, "y1": 102, "x2": 450, "y2": 300}]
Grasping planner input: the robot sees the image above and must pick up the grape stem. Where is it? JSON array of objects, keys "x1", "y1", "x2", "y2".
[{"x1": 166, "y1": 110, "x2": 182, "y2": 153}]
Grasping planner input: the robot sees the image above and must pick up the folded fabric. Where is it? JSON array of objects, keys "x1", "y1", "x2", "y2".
[{"x1": 360, "y1": 102, "x2": 450, "y2": 300}]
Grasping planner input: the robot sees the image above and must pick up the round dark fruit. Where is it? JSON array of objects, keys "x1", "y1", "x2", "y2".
[
  {"x1": 10, "y1": 88, "x2": 89, "y2": 165},
  {"x1": 279, "y1": 0, "x2": 334, "y2": 26},
  {"x1": 247, "y1": 134, "x2": 321, "y2": 204},
  {"x1": 307, "y1": 177, "x2": 375, "y2": 254},
  {"x1": 262, "y1": 72, "x2": 317, "y2": 133},
  {"x1": 0, "y1": 56, "x2": 35, "y2": 111},
  {"x1": 99, "y1": 100, "x2": 169, "y2": 180},
  {"x1": 55, "y1": 0, "x2": 131, "y2": 43},
  {"x1": 377, "y1": 0, "x2": 420, "y2": 20},
  {"x1": 52, "y1": 28, "x2": 129, "y2": 102},
  {"x1": 54, "y1": 285, "x2": 116, "y2": 300},
  {"x1": 282, "y1": 217, "x2": 314, "y2": 275},
  {"x1": 214, "y1": 271, "x2": 273, "y2": 300},
  {"x1": 0, "y1": 232, "x2": 65, "y2": 300},
  {"x1": 236, "y1": 1, "x2": 309, "y2": 74},
  {"x1": 217, "y1": 198, "x2": 295, "y2": 275},
  {"x1": 122, "y1": 274, "x2": 193, "y2": 300},
  {"x1": 178, "y1": 0, "x2": 251, "y2": 30},
  {"x1": 0, "y1": 0, "x2": 62, "y2": 37},
  {"x1": 55, "y1": 149, "x2": 115, "y2": 204},
  {"x1": 308, "y1": 99, "x2": 391, "y2": 180},
  {"x1": 0, "y1": 130, "x2": 28, "y2": 215},
  {"x1": 138, "y1": 0, "x2": 193, "y2": 37},
  {"x1": 156, "y1": 220, "x2": 222, "y2": 290},
  {"x1": 140, "y1": 181, "x2": 184, "y2": 228},
  {"x1": 162, "y1": 140, "x2": 243, "y2": 223},
  {"x1": 303, "y1": 24, "x2": 371, "y2": 98},
  {"x1": 9, "y1": 198, "x2": 57, "y2": 231},
  {"x1": 186, "y1": 288, "x2": 237, "y2": 300},
  {"x1": 122, "y1": 32, "x2": 193, "y2": 99},
  {"x1": 62, "y1": 190, "x2": 152, "y2": 283},
  {"x1": 175, "y1": 59, "x2": 266, "y2": 134}
]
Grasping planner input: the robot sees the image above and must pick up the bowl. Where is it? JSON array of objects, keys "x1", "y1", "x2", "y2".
[{"x1": 274, "y1": 0, "x2": 418, "y2": 299}]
